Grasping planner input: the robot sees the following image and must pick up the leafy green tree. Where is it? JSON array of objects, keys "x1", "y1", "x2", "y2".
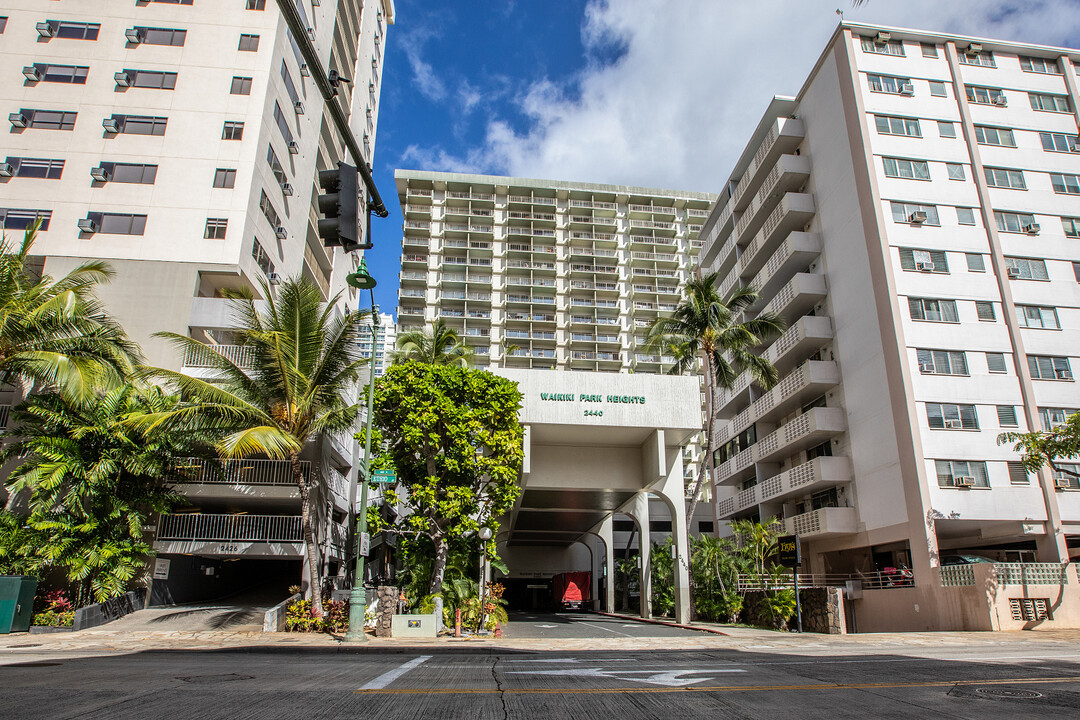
[
  {"x1": 0, "y1": 511, "x2": 46, "y2": 577},
  {"x1": 690, "y1": 534, "x2": 746, "y2": 622},
  {"x1": 392, "y1": 318, "x2": 473, "y2": 367},
  {"x1": 650, "y1": 538, "x2": 675, "y2": 618},
  {"x1": 999, "y1": 411, "x2": 1080, "y2": 482},
  {"x1": 0, "y1": 220, "x2": 138, "y2": 405},
  {"x1": 369, "y1": 362, "x2": 524, "y2": 628},
  {"x1": 1, "y1": 386, "x2": 191, "y2": 604},
  {"x1": 137, "y1": 278, "x2": 370, "y2": 615},
  {"x1": 647, "y1": 275, "x2": 784, "y2": 536}
]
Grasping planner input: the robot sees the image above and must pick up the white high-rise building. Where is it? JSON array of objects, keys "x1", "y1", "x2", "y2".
[
  {"x1": 358, "y1": 311, "x2": 395, "y2": 377},
  {"x1": 700, "y1": 23, "x2": 1080, "y2": 630},
  {"x1": 0, "y1": 1, "x2": 395, "y2": 602}
]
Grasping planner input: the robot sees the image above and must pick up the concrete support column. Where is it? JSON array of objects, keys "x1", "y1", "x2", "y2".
[
  {"x1": 623, "y1": 492, "x2": 652, "y2": 618},
  {"x1": 654, "y1": 449, "x2": 692, "y2": 624},
  {"x1": 597, "y1": 515, "x2": 615, "y2": 613}
]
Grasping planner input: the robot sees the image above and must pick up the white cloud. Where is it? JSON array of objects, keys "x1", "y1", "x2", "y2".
[
  {"x1": 412, "y1": 0, "x2": 1080, "y2": 191},
  {"x1": 400, "y1": 27, "x2": 447, "y2": 102}
]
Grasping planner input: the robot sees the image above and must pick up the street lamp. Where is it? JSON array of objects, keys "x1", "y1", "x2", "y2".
[
  {"x1": 478, "y1": 526, "x2": 493, "y2": 632},
  {"x1": 345, "y1": 259, "x2": 378, "y2": 642}
]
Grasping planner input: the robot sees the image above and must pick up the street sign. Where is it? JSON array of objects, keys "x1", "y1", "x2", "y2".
[
  {"x1": 358, "y1": 531, "x2": 371, "y2": 557},
  {"x1": 777, "y1": 534, "x2": 801, "y2": 568},
  {"x1": 371, "y1": 469, "x2": 397, "y2": 484}
]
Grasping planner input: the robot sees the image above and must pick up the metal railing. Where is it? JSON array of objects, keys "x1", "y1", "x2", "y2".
[
  {"x1": 157, "y1": 513, "x2": 303, "y2": 542},
  {"x1": 183, "y1": 344, "x2": 256, "y2": 370},
  {"x1": 0, "y1": 404, "x2": 10, "y2": 429},
  {"x1": 737, "y1": 570, "x2": 915, "y2": 591},
  {"x1": 172, "y1": 457, "x2": 310, "y2": 486}
]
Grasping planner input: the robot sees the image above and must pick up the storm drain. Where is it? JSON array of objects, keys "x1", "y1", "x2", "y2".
[
  {"x1": 974, "y1": 687, "x2": 1043, "y2": 700},
  {"x1": 176, "y1": 673, "x2": 254, "y2": 684}
]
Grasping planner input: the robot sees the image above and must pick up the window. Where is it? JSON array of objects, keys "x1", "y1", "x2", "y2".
[
  {"x1": 48, "y1": 21, "x2": 100, "y2": 40},
  {"x1": 957, "y1": 208, "x2": 976, "y2": 225},
  {"x1": 28, "y1": 64, "x2": 88, "y2": 84},
  {"x1": 136, "y1": 27, "x2": 187, "y2": 46},
  {"x1": 909, "y1": 297, "x2": 959, "y2": 322},
  {"x1": 87, "y1": 212, "x2": 147, "y2": 235},
  {"x1": 958, "y1": 51, "x2": 996, "y2": 67},
  {"x1": 938, "y1": 121, "x2": 956, "y2": 138},
  {"x1": 205, "y1": 218, "x2": 228, "y2": 239},
  {"x1": 965, "y1": 253, "x2": 985, "y2": 272},
  {"x1": 230, "y1": 76, "x2": 253, "y2": 95},
  {"x1": 259, "y1": 190, "x2": 281, "y2": 228},
  {"x1": 976, "y1": 302, "x2": 997, "y2": 322},
  {"x1": 280, "y1": 61, "x2": 299, "y2": 104},
  {"x1": 0, "y1": 209, "x2": 51, "y2": 231},
  {"x1": 974, "y1": 125, "x2": 1015, "y2": 147},
  {"x1": 1075, "y1": 262, "x2": 1080, "y2": 283},
  {"x1": 1053, "y1": 465, "x2": 1080, "y2": 490},
  {"x1": 1017, "y1": 305, "x2": 1060, "y2": 330},
  {"x1": 1065, "y1": 217, "x2": 1080, "y2": 238},
  {"x1": 921, "y1": 42, "x2": 938, "y2": 58},
  {"x1": 875, "y1": 115, "x2": 921, "y2": 137},
  {"x1": 104, "y1": 162, "x2": 157, "y2": 184},
  {"x1": 986, "y1": 352, "x2": 1007, "y2": 373},
  {"x1": 1040, "y1": 132, "x2": 1079, "y2": 153},
  {"x1": 984, "y1": 167, "x2": 1026, "y2": 190},
  {"x1": 1020, "y1": 56, "x2": 1061, "y2": 74},
  {"x1": 266, "y1": 145, "x2": 287, "y2": 184},
  {"x1": 4, "y1": 158, "x2": 64, "y2": 179},
  {"x1": 927, "y1": 403, "x2": 979, "y2": 430},
  {"x1": 238, "y1": 34, "x2": 260, "y2": 52},
  {"x1": 1029, "y1": 92, "x2": 1070, "y2": 112},
  {"x1": 899, "y1": 248, "x2": 948, "y2": 272},
  {"x1": 246, "y1": 0, "x2": 266, "y2": 8},
  {"x1": 213, "y1": 168, "x2": 236, "y2": 188},
  {"x1": 114, "y1": 115, "x2": 167, "y2": 136},
  {"x1": 1004, "y1": 256, "x2": 1048, "y2": 280},
  {"x1": 125, "y1": 70, "x2": 177, "y2": 90},
  {"x1": 1040, "y1": 407, "x2": 1078, "y2": 430},
  {"x1": 1028, "y1": 355, "x2": 1072, "y2": 380},
  {"x1": 966, "y1": 85, "x2": 1006, "y2": 105},
  {"x1": 272, "y1": 102, "x2": 294, "y2": 144},
  {"x1": 868, "y1": 74, "x2": 913, "y2": 94},
  {"x1": 994, "y1": 211, "x2": 1037, "y2": 233},
  {"x1": 252, "y1": 240, "x2": 275, "y2": 275},
  {"x1": 997, "y1": 405, "x2": 1018, "y2": 427},
  {"x1": 883, "y1": 157, "x2": 930, "y2": 180},
  {"x1": 17, "y1": 109, "x2": 76, "y2": 131},
  {"x1": 891, "y1": 202, "x2": 940, "y2": 225},
  {"x1": 929, "y1": 81, "x2": 947, "y2": 97},
  {"x1": 0, "y1": 17, "x2": 8, "y2": 34},
  {"x1": 917, "y1": 349, "x2": 968, "y2": 375},
  {"x1": 1007, "y1": 461, "x2": 1030, "y2": 485},
  {"x1": 1051, "y1": 173, "x2": 1080, "y2": 195},
  {"x1": 861, "y1": 37, "x2": 905, "y2": 56},
  {"x1": 945, "y1": 164, "x2": 965, "y2": 181},
  {"x1": 222, "y1": 121, "x2": 244, "y2": 140},
  {"x1": 936, "y1": 460, "x2": 989, "y2": 488}
]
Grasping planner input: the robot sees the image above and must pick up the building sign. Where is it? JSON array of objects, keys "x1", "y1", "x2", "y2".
[
  {"x1": 152, "y1": 558, "x2": 171, "y2": 580},
  {"x1": 777, "y1": 534, "x2": 801, "y2": 568},
  {"x1": 539, "y1": 392, "x2": 647, "y2": 417}
]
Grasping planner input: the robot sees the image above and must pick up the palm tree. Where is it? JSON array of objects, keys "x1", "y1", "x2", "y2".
[
  {"x1": 135, "y1": 278, "x2": 370, "y2": 615},
  {"x1": 646, "y1": 273, "x2": 785, "y2": 535},
  {"x1": 393, "y1": 318, "x2": 473, "y2": 367},
  {"x1": 0, "y1": 219, "x2": 139, "y2": 403}
]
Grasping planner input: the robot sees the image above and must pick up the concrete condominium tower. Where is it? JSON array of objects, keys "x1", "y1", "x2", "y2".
[
  {"x1": 700, "y1": 22, "x2": 1080, "y2": 630},
  {"x1": 0, "y1": 0, "x2": 395, "y2": 602}
]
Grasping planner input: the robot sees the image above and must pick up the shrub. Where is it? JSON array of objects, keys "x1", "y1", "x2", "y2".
[
  {"x1": 285, "y1": 597, "x2": 352, "y2": 633},
  {"x1": 32, "y1": 589, "x2": 75, "y2": 627}
]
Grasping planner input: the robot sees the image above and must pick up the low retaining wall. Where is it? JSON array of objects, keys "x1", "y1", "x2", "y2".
[
  {"x1": 73, "y1": 590, "x2": 144, "y2": 631},
  {"x1": 262, "y1": 593, "x2": 301, "y2": 633}
]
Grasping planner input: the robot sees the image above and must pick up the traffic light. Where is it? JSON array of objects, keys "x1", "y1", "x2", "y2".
[{"x1": 317, "y1": 162, "x2": 369, "y2": 251}]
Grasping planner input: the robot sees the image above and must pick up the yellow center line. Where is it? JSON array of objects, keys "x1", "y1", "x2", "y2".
[{"x1": 354, "y1": 675, "x2": 1080, "y2": 695}]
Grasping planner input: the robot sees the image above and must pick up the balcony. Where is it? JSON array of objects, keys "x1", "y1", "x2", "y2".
[
  {"x1": 156, "y1": 513, "x2": 304, "y2": 556},
  {"x1": 734, "y1": 484, "x2": 760, "y2": 513},
  {"x1": 764, "y1": 315, "x2": 833, "y2": 375},
  {"x1": 183, "y1": 344, "x2": 255, "y2": 370},
  {"x1": 733, "y1": 157, "x2": 812, "y2": 244},
  {"x1": 731, "y1": 117, "x2": 806, "y2": 212},
  {"x1": 783, "y1": 506, "x2": 856, "y2": 539},
  {"x1": 758, "y1": 272, "x2": 827, "y2": 325},
  {"x1": 749, "y1": 360, "x2": 840, "y2": 428},
  {"x1": 758, "y1": 456, "x2": 852, "y2": 503},
  {"x1": 509, "y1": 194, "x2": 557, "y2": 206},
  {"x1": 740, "y1": 232, "x2": 821, "y2": 299},
  {"x1": 713, "y1": 446, "x2": 756, "y2": 487},
  {"x1": 173, "y1": 457, "x2": 310, "y2": 487},
  {"x1": 754, "y1": 406, "x2": 846, "y2": 464}
]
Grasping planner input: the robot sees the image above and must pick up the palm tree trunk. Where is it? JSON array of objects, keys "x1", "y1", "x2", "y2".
[
  {"x1": 685, "y1": 351, "x2": 717, "y2": 542},
  {"x1": 294, "y1": 452, "x2": 324, "y2": 616}
]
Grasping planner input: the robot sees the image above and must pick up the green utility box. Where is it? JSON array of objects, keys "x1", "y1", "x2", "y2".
[{"x1": 0, "y1": 576, "x2": 38, "y2": 634}]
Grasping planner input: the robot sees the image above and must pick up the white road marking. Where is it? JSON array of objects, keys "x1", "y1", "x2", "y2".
[
  {"x1": 358, "y1": 655, "x2": 432, "y2": 690},
  {"x1": 509, "y1": 658, "x2": 635, "y2": 664},
  {"x1": 506, "y1": 667, "x2": 745, "y2": 687},
  {"x1": 621, "y1": 624, "x2": 641, "y2": 628},
  {"x1": 535, "y1": 624, "x2": 557, "y2": 628},
  {"x1": 575, "y1": 621, "x2": 636, "y2": 637}
]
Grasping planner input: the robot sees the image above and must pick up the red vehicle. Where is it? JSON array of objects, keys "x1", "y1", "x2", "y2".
[{"x1": 552, "y1": 571, "x2": 591, "y2": 611}]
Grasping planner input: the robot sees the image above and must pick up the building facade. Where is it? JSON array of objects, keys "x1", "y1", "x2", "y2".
[
  {"x1": 358, "y1": 311, "x2": 396, "y2": 377},
  {"x1": 0, "y1": 0, "x2": 395, "y2": 602},
  {"x1": 700, "y1": 23, "x2": 1080, "y2": 630}
]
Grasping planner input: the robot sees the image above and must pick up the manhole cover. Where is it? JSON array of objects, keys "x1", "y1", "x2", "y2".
[
  {"x1": 3, "y1": 662, "x2": 62, "y2": 668},
  {"x1": 974, "y1": 687, "x2": 1043, "y2": 699},
  {"x1": 176, "y1": 673, "x2": 254, "y2": 684}
]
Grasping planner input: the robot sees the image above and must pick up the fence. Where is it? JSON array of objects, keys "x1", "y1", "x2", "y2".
[
  {"x1": 157, "y1": 513, "x2": 303, "y2": 542},
  {"x1": 737, "y1": 570, "x2": 915, "y2": 591},
  {"x1": 940, "y1": 562, "x2": 1070, "y2": 588}
]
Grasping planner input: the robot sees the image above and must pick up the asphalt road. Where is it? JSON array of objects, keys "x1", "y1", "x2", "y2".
[
  {"x1": 503, "y1": 612, "x2": 706, "y2": 639},
  {"x1": 4, "y1": 642, "x2": 1080, "y2": 719}
]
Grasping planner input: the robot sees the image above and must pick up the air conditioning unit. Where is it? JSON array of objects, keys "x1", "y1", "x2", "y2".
[
  {"x1": 77, "y1": 218, "x2": 98, "y2": 233},
  {"x1": 280, "y1": 182, "x2": 294, "y2": 196},
  {"x1": 908, "y1": 211, "x2": 928, "y2": 224},
  {"x1": 966, "y1": 43, "x2": 983, "y2": 56},
  {"x1": 299, "y1": 63, "x2": 310, "y2": 77},
  {"x1": 125, "y1": 27, "x2": 144, "y2": 44},
  {"x1": 919, "y1": 362, "x2": 935, "y2": 374},
  {"x1": 274, "y1": 226, "x2": 287, "y2": 240},
  {"x1": 945, "y1": 419, "x2": 963, "y2": 429},
  {"x1": 1006, "y1": 267, "x2": 1021, "y2": 278},
  {"x1": 954, "y1": 475, "x2": 975, "y2": 487},
  {"x1": 90, "y1": 166, "x2": 111, "y2": 182},
  {"x1": 1023, "y1": 223, "x2": 1040, "y2": 235},
  {"x1": 102, "y1": 117, "x2": 121, "y2": 133},
  {"x1": 1056, "y1": 369, "x2": 1073, "y2": 380},
  {"x1": 287, "y1": 141, "x2": 299, "y2": 154},
  {"x1": 306, "y1": 28, "x2": 317, "y2": 42},
  {"x1": 22, "y1": 66, "x2": 42, "y2": 82},
  {"x1": 114, "y1": 71, "x2": 132, "y2": 88},
  {"x1": 915, "y1": 261, "x2": 935, "y2": 272},
  {"x1": 311, "y1": 0, "x2": 320, "y2": 5},
  {"x1": 267, "y1": 272, "x2": 282, "y2": 285},
  {"x1": 993, "y1": 95, "x2": 1007, "y2": 106},
  {"x1": 8, "y1": 112, "x2": 27, "y2": 128},
  {"x1": 294, "y1": 101, "x2": 304, "y2": 115},
  {"x1": 899, "y1": 83, "x2": 915, "y2": 96},
  {"x1": 35, "y1": 21, "x2": 54, "y2": 38},
  {"x1": 1069, "y1": 136, "x2": 1080, "y2": 152},
  {"x1": 1055, "y1": 478, "x2": 1073, "y2": 489},
  {"x1": 875, "y1": 31, "x2": 892, "y2": 44},
  {"x1": 0, "y1": 162, "x2": 13, "y2": 178}
]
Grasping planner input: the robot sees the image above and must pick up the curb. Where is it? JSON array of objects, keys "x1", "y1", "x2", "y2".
[{"x1": 593, "y1": 612, "x2": 729, "y2": 636}]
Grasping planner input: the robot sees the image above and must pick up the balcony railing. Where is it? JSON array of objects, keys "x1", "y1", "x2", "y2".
[
  {"x1": 183, "y1": 344, "x2": 256, "y2": 370},
  {"x1": 157, "y1": 513, "x2": 303, "y2": 542},
  {"x1": 173, "y1": 457, "x2": 310, "y2": 486}
]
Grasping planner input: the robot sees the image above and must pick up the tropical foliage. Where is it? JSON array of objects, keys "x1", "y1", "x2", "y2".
[
  {"x1": 392, "y1": 318, "x2": 473, "y2": 367},
  {"x1": 999, "y1": 410, "x2": 1080, "y2": 481},
  {"x1": 137, "y1": 277, "x2": 371, "y2": 615}
]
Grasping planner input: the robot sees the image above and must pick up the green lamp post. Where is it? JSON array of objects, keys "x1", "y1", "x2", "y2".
[{"x1": 345, "y1": 258, "x2": 378, "y2": 641}]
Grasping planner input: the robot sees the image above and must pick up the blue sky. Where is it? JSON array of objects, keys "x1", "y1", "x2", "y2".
[{"x1": 363, "y1": 0, "x2": 1080, "y2": 317}]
